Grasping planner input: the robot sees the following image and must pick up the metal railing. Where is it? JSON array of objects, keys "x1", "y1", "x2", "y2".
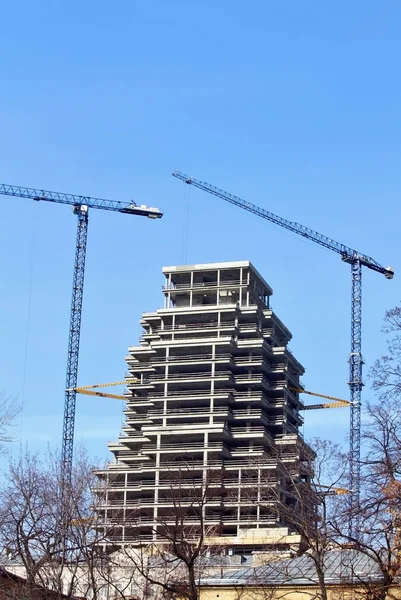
[
  {"x1": 232, "y1": 391, "x2": 267, "y2": 400},
  {"x1": 234, "y1": 374, "x2": 270, "y2": 387},
  {"x1": 163, "y1": 279, "x2": 243, "y2": 290},
  {"x1": 234, "y1": 356, "x2": 264, "y2": 365},
  {"x1": 148, "y1": 389, "x2": 234, "y2": 398},
  {"x1": 238, "y1": 323, "x2": 258, "y2": 331},
  {"x1": 148, "y1": 370, "x2": 232, "y2": 381},
  {"x1": 151, "y1": 353, "x2": 232, "y2": 363},
  {"x1": 230, "y1": 426, "x2": 267, "y2": 435},
  {"x1": 141, "y1": 442, "x2": 230, "y2": 452},
  {"x1": 157, "y1": 321, "x2": 236, "y2": 332},
  {"x1": 147, "y1": 407, "x2": 231, "y2": 417},
  {"x1": 230, "y1": 446, "x2": 266, "y2": 454},
  {"x1": 232, "y1": 408, "x2": 263, "y2": 417}
]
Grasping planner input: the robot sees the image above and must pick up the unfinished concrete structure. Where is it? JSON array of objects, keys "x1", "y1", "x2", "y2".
[{"x1": 97, "y1": 261, "x2": 313, "y2": 552}]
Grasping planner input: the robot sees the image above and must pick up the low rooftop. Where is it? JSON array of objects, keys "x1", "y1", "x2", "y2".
[{"x1": 203, "y1": 549, "x2": 383, "y2": 587}]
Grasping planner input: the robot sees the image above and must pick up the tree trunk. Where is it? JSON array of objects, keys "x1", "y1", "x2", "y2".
[{"x1": 187, "y1": 563, "x2": 198, "y2": 600}]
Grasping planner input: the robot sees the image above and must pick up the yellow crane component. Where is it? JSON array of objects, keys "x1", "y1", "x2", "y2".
[
  {"x1": 289, "y1": 387, "x2": 350, "y2": 410},
  {"x1": 67, "y1": 378, "x2": 139, "y2": 401},
  {"x1": 318, "y1": 484, "x2": 351, "y2": 495},
  {"x1": 70, "y1": 380, "x2": 350, "y2": 409}
]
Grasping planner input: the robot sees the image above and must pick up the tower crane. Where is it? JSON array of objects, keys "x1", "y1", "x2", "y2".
[
  {"x1": 0, "y1": 183, "x2": 162, "y2": 481},
  {"x1": 172, "y1": 170, "x2": 393, "y2": 536}
]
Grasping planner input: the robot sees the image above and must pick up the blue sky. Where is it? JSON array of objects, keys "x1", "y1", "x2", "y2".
[{"x1": 0, "y1": 1, "x2": 400, "y2": 465}]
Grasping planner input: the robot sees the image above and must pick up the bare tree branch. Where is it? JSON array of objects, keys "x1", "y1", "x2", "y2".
[{"x1": 0, "y1": 390, "x2": 21, "y2": 452}]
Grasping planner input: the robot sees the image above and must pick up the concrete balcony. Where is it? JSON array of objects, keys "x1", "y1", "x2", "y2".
[
  {"x1": 147, "y1": 407, "x2": 232, "y2": 421},
  {"x1": 230, "y1": 445, "x2": 270, "y2": 457},
  {"x1": 125, "y1": 399, "x2": 155, "y2": 408},
  {"x1": 233, "y1": 356, "x2": 265, "y2": 367},
  {"x1": 157, "y1": 322, "x2": 236, "y2": 334},
  {"x1": 150, "y1": 334, "x2": 236, "y2": 347},
  {"x1": 230, "y1": 426, "x2": 271, "y2": 440},
  {"x1": 232, "y1": 391, "x2": 269, "y2": 404},
  {"x1": 141, "y1": 441, "x2": 231, "y2": 456},
  {"x1": 232, "y1": 408, "x2": 269, "y2": 425},
  {"x1": 163, "y1": 279, "x2": 244, "y2": 291},
  {"x1": 272, "y1": 347, "x2": 305, "y2": 373},
  {"x1": 124, "y1": 413, "x2": 150, "y2": 424},
  {"x1": 139, "y1": 331, "x2": 159, "y2": 341},
  {"x1": 151, "y1": 352, "x2": 233, "y2": 366},
  {"x1": 141, "y1": 423, "x2": 229, "y2": 437},
  {"x1": 234, "y1": 374, "x2": 271, "y2": 388},
  {"x1": 147, "y1": 389, "x2": 234, "y2": 401},
  {"x1": 148, "y1": 371, "x2": 234, "y2": 385},
  {"x1": 268, "y1": 362, "x2": 287, "y2": 372},
  {"x1": 237, "y1": 323, "x2": 260, "y2": 335},
  {"x1": 126, "y1": 379, "x2": 155, "y2": 391},
  {"x1": 117, "y1": 432, "x2": 152, "y2": 446}
]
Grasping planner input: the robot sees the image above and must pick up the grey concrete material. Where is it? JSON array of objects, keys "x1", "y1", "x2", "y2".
[
  {"x1": 162, "y1": 260, "x2": 273, "y2": 296},
  {"x1": 97, "y1": 262, "x2": 311, "y2": 551}
]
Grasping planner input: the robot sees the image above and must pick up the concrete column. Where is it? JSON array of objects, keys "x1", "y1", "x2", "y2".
[
  {"x1": 237, "y1": 470, "x2": 241, "y2": 520},
  {"x1": 204, "y1": 431, "x2": 208, "y2": 466}
]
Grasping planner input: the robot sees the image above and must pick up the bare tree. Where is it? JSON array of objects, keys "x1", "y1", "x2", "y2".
[
  {"x1": 335, "y1": 397, "x2": 401, "y2": 600},
  {"x1": 322, "y1": 303, "x2": 401, "y2": 600},
  {"x1": 369, "y1": 305, "x2": 401, "y2": 401},
  {"x1": 236, "y1": 438, "x2": 349, "y2": 600},
  {"x1": 97, "y1": 466, "x2": 224, "y2": 600},
  {"x1": 0, "y1": 390, "x2": 21, "y2": 452},
  {"x1": 0, "y1": 445, "x2": 108, "y2": 600}
]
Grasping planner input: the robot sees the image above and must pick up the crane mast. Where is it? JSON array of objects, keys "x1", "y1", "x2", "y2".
[
  {"x1": 0, "y1": 183, "x2": 162, "y2": 482},
  {"x1": 172, "y1": 170, "x2": 393, "y2": 537},
  {"x1": 63, "y1": 205, "x2": 88, "y2": 475}
]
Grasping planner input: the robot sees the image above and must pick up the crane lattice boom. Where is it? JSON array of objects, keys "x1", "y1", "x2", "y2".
[
  {"x1": 172, "y1": 171, "x2": 393, "y2": 278},
  {"x1": 0, "y1": 183, "x2": 163, "y2": 218},
  {"x1": 0, "y1": 182, "x2": 162, "y2": 482},
  {"x1": 172, "y1": 169, "x2": 393, "y2": 538}
]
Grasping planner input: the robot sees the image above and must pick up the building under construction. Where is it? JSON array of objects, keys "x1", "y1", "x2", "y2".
[{"x1": 96, "y1": 261, "x2": 313, "y2": 553}]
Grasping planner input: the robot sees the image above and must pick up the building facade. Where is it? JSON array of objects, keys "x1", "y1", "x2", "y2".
[{"x1": 97, "y1": 261, "x2": 313, "y2": 552}]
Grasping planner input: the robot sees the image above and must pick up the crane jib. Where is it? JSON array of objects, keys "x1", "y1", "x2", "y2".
[
  {"x1": 172, "y1": 170, "x2": 393, "y2": 279},
  {"x1": 0, "y1": 180, "x2": 162, "y2": 485},
  {"x1": 0, "y1": 183, "x2": 163, "y2": 218}
]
